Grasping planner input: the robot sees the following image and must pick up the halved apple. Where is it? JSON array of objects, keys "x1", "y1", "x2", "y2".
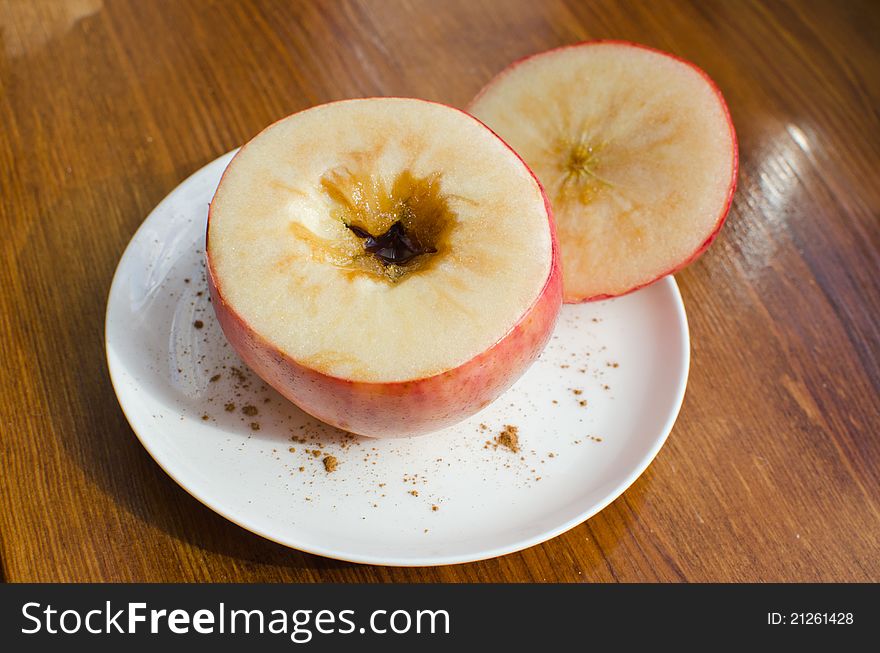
[
  {"x1": 207, "y1": 98, "x2": 562, "y2": 438},
  {"x1": 469, "y1": 41, "x2": 738, "y2": 302}
]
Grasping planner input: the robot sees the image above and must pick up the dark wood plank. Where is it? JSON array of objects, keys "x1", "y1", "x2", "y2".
[{"x1": 0, "y1": 0, "x2": 877, "y2": 582}]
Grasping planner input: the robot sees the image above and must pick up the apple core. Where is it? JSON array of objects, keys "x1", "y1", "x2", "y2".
[
  {"x1": 557, "y1": 137, "x2": 611, "y2": 206},
  {"x1": 321, "y1": 167, "x2": 453, "y2": 281}
]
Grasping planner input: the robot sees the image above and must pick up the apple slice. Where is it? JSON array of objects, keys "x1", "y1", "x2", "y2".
[
  {"x1": 469, "y1": 41, "x2": 738, "y2": 301},
  {"x1": 207, "y1": 98, "x2": 562, "y2": 438}
]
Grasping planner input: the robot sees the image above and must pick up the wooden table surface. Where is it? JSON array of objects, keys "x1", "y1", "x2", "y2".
[{"x1": 1, "y1": 0, "x2": 878, "y2": 583}]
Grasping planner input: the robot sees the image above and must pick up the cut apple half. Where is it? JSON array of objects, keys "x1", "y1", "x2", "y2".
[
  {"x1": 469, "y1": 41, "x2": 738, "y2": 302},
  {"x1": 207, "y1": 98, "x2": 562, "y2": 438}
]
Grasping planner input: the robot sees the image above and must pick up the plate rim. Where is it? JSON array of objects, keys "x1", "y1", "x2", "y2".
[{"x1": 105, "y1": 151, "x2": 690, "y2": 567}]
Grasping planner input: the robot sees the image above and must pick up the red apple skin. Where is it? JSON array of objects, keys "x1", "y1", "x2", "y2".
[
  {"x1": 206, "y1": 100, "x2": 563, "y2": 438},
  {"x1": 469, "y1": 40, "x2": 739, "y2": 303}
]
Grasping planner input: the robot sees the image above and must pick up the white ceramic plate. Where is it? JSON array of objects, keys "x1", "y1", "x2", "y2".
[{"x1": 106, "y1": 150, "x2": 689, "y2": 566}]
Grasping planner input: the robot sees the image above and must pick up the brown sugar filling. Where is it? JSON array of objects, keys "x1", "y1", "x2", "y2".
[
  {"x1": 345, "y1": 220, "x2": 435, "y2": 267},
  {"x1": 318, "y1": 166, "x2": 456, "y2": 282}
]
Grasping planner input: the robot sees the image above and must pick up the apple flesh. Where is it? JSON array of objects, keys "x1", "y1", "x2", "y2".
[
  {"x1": 469, "y1": 41, "x2": 738, "y2": 302},
  {"x1": 207, "y1": 98, "x2": 562, "y2": 438}
]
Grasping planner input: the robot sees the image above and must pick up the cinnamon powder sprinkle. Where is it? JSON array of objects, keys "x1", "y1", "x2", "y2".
[
  {"x1": 249, "y1": 422, "x2": 260, "y2": 431},
  {"x1": 493, "y1": 425, "x2": 520, "y2": 453},
  {"x1": 230, "y1": 367, "x2": 248, "y2": 383},
  {"x1": 242, "y1": 405, "x2": 258, "y2": 416},
  {"x1": 193, "y1": 320, "x2": 204, "y2": 329},
  {"x1": 323, "y1": 455, "x2": 338, "y2": 473},
  {"x1": 224, "y1": 402, "x2": 235, "y2": 412}
]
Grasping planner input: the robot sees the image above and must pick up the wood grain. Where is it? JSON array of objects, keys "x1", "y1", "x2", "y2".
[{"x1": 1, "y1": 0, "x2": 878, "y2": 582}]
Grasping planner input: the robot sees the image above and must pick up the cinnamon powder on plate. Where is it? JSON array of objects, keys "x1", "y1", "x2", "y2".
[{"x1": 494, "y1": 425, "x2": 520, "y2": 453}]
